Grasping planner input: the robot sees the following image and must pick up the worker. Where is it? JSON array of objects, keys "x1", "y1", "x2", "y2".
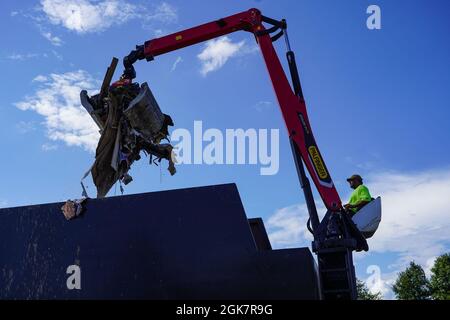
[{"x1": 343, "y1": 174, "x2": 372, "y2": 216}]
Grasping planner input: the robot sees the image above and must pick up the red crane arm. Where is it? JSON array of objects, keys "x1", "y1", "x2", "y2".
[
  {"x1": 138, "y1": 8, "x2": 342, "y2": 211},
  {"x1": 143, "y1": 10, "x2": 253, "y2": 58}
]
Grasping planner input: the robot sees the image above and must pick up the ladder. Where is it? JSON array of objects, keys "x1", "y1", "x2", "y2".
[{"x1": 317, "y1": 246, "x2": 357, "y2": 300}]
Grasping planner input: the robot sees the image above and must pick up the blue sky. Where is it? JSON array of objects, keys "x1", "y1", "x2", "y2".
[{"x1": 1, "y1": 0, "x2": 449, "y2": 298}]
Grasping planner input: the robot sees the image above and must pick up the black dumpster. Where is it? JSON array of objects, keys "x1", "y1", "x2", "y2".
[{"x1": 0, "y1": 183, "x2": 319, "y2": 299}]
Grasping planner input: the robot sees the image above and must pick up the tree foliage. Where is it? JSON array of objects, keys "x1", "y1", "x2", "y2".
[
  {"x1": 356, "y1": 278, "x2": 382, "y2": 300},
  {"x1": 393, "y1": 261, "x2": 430, "y2": 300},
  {"x1": 429, "y1": 253, "x2": 450, "y2": 300}
]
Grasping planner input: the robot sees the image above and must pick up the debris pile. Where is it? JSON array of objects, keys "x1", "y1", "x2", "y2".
[
  {"x1": 80, "y1": 58, "x2": 176, "y2": 198},
  {"x1": 61, "y1": 198, "x2": 87, "y2": 220}
]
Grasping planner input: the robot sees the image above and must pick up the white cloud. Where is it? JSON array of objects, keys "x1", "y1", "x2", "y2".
[
  {"x1": 364, "y1": 267, "x2": 397, "y2": 299},
  {"x1": 42, "y1": 143, "x2": 58, "y2": 151},
  {"x1": 14, "y1": 70, "x2": 100, "y2": 152},
  {"x1": 16, "y1": 121, "x2": 37, "y2": 134},
  {"x1": 33, "y1": 75, "x2": 48, "y2": 82},
  {"x1": 148, "y1": 2, "x2": 178, "y2": 24},
  {"x1": 41, "y1": 31, "x2": 63, "y2": 46},
  {"x1": 241, "y1": 43, "x2": 260, "y2": 55},
  {"x1": 253, "y1": 101, "x2": 272, "y2": 112},
  {"x1": 424, "y1": 256, "x2": 437, "y2": 278},
  {"x1": 39, "y1": 0, "x2": 177, "y2": 34},
  {"x1": 197, "y1": 36, "x2": 246, "y2": 76},
  {"x1": 7, "y1": 53, "x2": 41, "y2": 60},
  {"x1": 40, "y1": 0, "x2": 138, "y2": 33},
  {"x1": 366, "y1": 169, "x2": 450, "y2": 266},
  {"x1": 267, "y1": 203, "x2": 324, "y2": 248},
  {"x1": 153, "y1": 29, "x2": 165, "y2": 37},
  {"x1": 52, "y1": 49, "x2": 63, "y2": 61},
  {"x1": 171, "y1": 56, "x2": 182, "y2": 72}
]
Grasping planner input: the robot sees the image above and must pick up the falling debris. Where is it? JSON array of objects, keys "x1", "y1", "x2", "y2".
[
  {"x1": 80, "y1": 57, "x2": 176, "y2": 198},
  {"x1": 61, "y1": 198, "x2": 87, "y2": 220}
]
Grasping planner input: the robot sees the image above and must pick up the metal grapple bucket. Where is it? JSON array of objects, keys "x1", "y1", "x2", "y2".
[{"x1": 124, "y1": 82, "x2": 165, "y2": 143}]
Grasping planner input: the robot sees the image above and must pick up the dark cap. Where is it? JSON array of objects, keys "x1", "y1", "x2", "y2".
[{"x1": 347, "y1": 174, "x2": 363, "y2": 182}]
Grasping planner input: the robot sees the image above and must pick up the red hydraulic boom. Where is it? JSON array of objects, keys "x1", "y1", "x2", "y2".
[
  {"x1": 119, "y1": 8, "x2": 368, "y2": 300},
  {"x1": 125, "y1": 8, "x2": 342, "y2": 214}
]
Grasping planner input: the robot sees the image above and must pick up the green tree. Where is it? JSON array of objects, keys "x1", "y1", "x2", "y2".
[
  {"x1": 430, "y1": 253, "x2": 450, "y2": 300},
  {"x1": 393, "y1": 261, "x2": 430, "y2": 300},
  {"x1": 356, "y1": 278, "x2": 383, "y2": 300}
]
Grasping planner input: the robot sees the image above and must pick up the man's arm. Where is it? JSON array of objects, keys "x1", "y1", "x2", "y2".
[
  {"x1": 344, "y1": 185, "x2": 372, "y2": 210},
  {"x1": 344, "y1": 199, "x2": 370, "y2": 211}
]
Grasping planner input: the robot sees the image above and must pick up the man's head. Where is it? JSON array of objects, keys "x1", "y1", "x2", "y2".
[{"x1": 347, "y1": 174, "x2": 363, "y2": 189}]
